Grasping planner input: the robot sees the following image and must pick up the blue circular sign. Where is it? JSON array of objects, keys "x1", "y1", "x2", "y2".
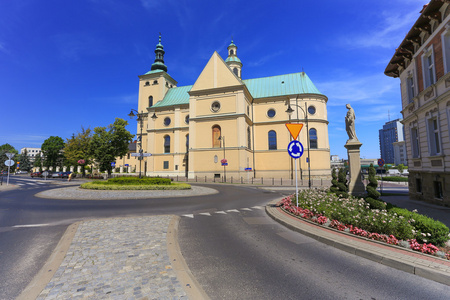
[
  {"x1": 287, "y1": 140, "x2": 304, "y2": 159},
  {"x1": 378, "y1": 158, "x2": 385, "y2": 167}
]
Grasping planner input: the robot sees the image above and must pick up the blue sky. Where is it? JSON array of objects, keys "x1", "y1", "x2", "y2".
[{"x1": 0, "y1": 0, "x2": 427, "y2": 159}]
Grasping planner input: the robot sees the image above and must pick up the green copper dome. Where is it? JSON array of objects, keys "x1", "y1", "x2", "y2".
[{"x1": 151, "y1": 34, "x2": 167, "y2": 72}]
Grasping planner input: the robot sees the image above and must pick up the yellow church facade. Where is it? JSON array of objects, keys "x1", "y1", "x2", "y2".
[{"x1": 135, "y1": 36, "x2": 331, "y2": 180}]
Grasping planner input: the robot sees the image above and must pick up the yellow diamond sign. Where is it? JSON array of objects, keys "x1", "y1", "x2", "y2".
[{"x1": 285, "y1": 123, "x2": 304, "y2": 140}]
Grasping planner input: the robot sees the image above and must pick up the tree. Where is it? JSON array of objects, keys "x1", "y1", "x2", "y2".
[
  {"x1": 17, "y1": 149, "x2": 32, "y2": 171},
  {"x1": 336, "y1": 168, "x2": 349, "y2": 198},
  {"x1": 397, "y1": 164, "x2": 405, "y2": 174},
  {"x1": 0, "y1": 143, "x2": 18, "y2": 171},
  {"x1": 329, "y1": 168, "x2": 339, "y2": 195},
  {"x1": 64, "y1": 127, "x2": 93, "y2": 167},
  {"x1": 89, "y1": 118, "x2": 134, "y2": 175},
  {"x1": 41, "y1": 136, "x2": 65, "y2": 168}
]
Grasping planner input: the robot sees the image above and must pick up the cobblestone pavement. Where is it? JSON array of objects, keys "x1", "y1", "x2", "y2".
[{"x1": 37, "y1": 216, "x2": 188, "y2": 300}]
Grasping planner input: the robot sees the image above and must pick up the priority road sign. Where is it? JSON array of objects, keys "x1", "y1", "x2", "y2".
[{"x1": 287, "y1": 140, "x2": 304, "y2": 159}]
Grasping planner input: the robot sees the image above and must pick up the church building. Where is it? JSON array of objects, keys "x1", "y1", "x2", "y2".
[{"x1": 135, "y1": 35, "x2": 331, "y2": 180}]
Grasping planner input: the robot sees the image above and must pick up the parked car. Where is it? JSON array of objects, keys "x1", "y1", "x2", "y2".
[
  {"x1": 52, "y1": 172, "x2": 63, "y2": 178},
  {"x1": 15, "y1": 170, "x2": 28, "y2": 174},
  {"x1": 61, "y1": 172, "x2": 72, "y2": 178},
  {"x1": 31, "y1": 171, "x2": 42, "y2": 178}
]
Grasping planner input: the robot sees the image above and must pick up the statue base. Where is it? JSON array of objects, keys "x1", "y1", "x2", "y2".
[{"x1": 345, "y1": 140, "x2": 365, "y2": 197}]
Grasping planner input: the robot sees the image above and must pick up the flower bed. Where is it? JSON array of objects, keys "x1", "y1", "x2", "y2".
[{"x1": 281, "y1": 190, "x2": 450, "y2": 260}]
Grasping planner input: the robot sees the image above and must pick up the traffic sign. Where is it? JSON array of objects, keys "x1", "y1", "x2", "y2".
[
  {"x1": 378, "y1": 158, "x2": 385, "y2": 167},
  {"x1": 245, "y1": 168, "x2": 252, "y2": 171},
  {"x1": 287, "y1": 141, "x2": 304, "y2": 159},
  {"x1": 131, "y1": 153, "x2": 152, "y2": 157},
  {"x1": 221, "y1": 163, "x2": 228, "y2": 166},
  {"x1": 5, "y1": 153, "x2": 15, "y2": 159},
  {"x1": 285, "y1": 123, "x2": 304, "y2": 140},
  {"x1": 4, "y1": 159, "x2": 14, "y2": 167},
  {"x1": 111, "y1": 162, "x2": 116, "y2": 166}
]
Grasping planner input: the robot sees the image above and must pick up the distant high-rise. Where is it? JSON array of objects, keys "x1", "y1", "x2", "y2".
[{"x1": 379, "y1": 119, "x2": 404, "y2": 164}]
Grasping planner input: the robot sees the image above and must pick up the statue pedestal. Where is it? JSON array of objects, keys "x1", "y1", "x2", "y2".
[{"x1": 345, "y1": 140, "x2": 365, "y2": 197}]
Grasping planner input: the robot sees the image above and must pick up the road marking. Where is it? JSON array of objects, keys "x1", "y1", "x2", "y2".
[
  {"x1": 240, "y1": 208, "x2": 252, "y2": 211},
  {"x1": 214, "y1": 211, "x2": 227, "y2": 214},
  {"x1": 251, "y1": 206, "x2": 264, "y2": 210},
  {"x1": 226, "y1": 209, "x2": 240, "y2": 213},
  {"x1": 199, "y1": 213, "x2": 211, "y2": 216},
  {"x1": 13, "y1": 224, "x2": 50, "y2": 228},
  {"x1": 182, "y1": 214, "x2": 194, "y2": 218}
]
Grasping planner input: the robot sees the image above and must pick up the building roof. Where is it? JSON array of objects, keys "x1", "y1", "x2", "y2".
[
  {"x1": 151, "y1": 72, "x2": 323, "y2": 108},
  {"x1": 384, "y1": 0, "x2": 445, "y2": 78}
]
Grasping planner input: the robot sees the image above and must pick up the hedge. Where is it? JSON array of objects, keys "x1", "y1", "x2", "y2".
[
  {"x1": 93, "y1": 177, "x2": 172, "y2": 185},
  {"x1": 80, "y1": 182, "x2": 191, "y2": 190}
]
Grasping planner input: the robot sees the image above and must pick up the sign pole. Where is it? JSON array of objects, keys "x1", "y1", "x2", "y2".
[{"x1": 295, "y1": 150, "x2": 298, "y2": 207}]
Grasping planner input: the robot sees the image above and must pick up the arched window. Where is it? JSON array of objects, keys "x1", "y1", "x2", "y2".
[
  {"x1": 233, "y1": 67, "x2": 238, "y2": 76},
  {"x1": 247, "y1": 126, "x2": 251, "y2": 149},
  {"x1": 212, "y1": 125, "x2": 221, "y2": 148},
  {"x1": 149, "y1": 96, "x2": 153, "y2": 107},
  {"x1": 230, "y1": 49, "x2": 234, "y2": 55},
  {"x1": 164, "y1": 135, "x2": 170, "y2": 153},
  {"x1": 268, "y1": 130, "x2": 277, "y2": 150},
  {"x1": 186, "y1": 134, "x2": 189, "y2": 149},
  {"x1": 309, "y1": 128, "x2": 318, "y2": 149}
]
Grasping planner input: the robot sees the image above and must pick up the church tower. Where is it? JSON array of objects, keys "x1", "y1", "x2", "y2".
[
  {"x1": 225, "y1": 40, "x2": 242, "y2": 78},
  {"x1": 151, "y1": 34, "x2": 168, "y2": 72}
]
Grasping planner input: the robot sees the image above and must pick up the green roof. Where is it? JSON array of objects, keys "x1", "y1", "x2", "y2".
[
  {"x1": 151, "y1": 85, "x2": 192, "y2": 108},
  {"x1": 225, "y1": 56, "x2": 242, "y2": 64},
  {"x1": 151, "y1": 72, "x2": 322, "y2": 108},
  {"x1": 243, "y1": 72, "x2": 322, "y2": 98}
]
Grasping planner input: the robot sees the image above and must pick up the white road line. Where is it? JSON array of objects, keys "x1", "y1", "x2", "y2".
[
  {"x1": 13, "y1": 224, "x2": 50, "y2": 228},
  {"x1": 226, "y1": 209, "x2": 240, "y2": 213},
  {"x1": 182, "y1": 214, "x2": 194, "y2": 218},
  {"x1": 251, "y1": 206, "x2": 264, "y2": 210},
  {"x1": 240, "y1": 208, "x2": 252, "y2": 211},
  {"x1": 214, "y1": 211, "x2": 227, "y2": 214},
  {"x1": 199, "y1": 212, "x2": 211, "y2": 216}
]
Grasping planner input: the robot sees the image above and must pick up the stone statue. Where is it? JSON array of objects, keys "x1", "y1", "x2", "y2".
[{"x1": 345, "y1": 104, "x2": 358, "y2": 142}]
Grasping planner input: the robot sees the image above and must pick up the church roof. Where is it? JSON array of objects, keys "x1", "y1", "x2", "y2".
[{"x1": 151, "y1": 72, "x2": 322, "y2": 108}]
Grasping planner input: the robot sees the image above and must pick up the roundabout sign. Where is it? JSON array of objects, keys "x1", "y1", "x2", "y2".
[{"x1": 287, "y1": 140, "x2": 304, "y2": 159}]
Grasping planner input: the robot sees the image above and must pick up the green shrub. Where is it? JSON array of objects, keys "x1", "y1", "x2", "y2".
[
  {"x1": 381, "y1": 176, "x2": 408, "y2": 182},
  {"x1": 80, "y1": 182, "x2": 190, "y2": 190},
  {"x1": 365, "y1": 197, "x2": 386, "y2": 210},
  {"x1": 336, "y1": 168, "x2": 349, "y2": 198},
  {"x1": 106, "y1": 177, "x2": 172, "y2": 185},
  {"x1": 390, "y1": 207, "x2": 449, "y2": 246},
  {"x1": 366, "y1": 163, "x2": 380, "y2": 200}
]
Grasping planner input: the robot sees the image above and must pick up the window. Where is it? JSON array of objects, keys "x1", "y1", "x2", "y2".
[
  {"x1": 164, "y1": 135, "x2": 170, "y2": 153},
  {"x1": 434, "y1": 181, "x2": 443, "y2": 199},
  {"x1": 309, "y1": 128, "x2": 318, "y2": 149},
  {"x1": 411, "y1": 126, "x2": 420, "y2": 158},
  {"x1": 185, "y1": 115, "x2": 189, "y2": 124},
  {"x1": 422, "y1": 48, "x2": 436, "y2": 88},
  {"x1": 186, "y1": 134, "x2": 189, "y2": 148},
  {"x1": 149, "y1": 96, "x2": 153, "y2": 107},
  {"x1": 233, "y1": 68, "x2": 238, "y2": 76},
  {"x1": 267, "y1": 109, "x2": 276, "y2": 118},
  {"x1": 247, "y1": 127, "x2": 251, "y2": 149},
  {"x1": 406, "y1": 74, "x2": 415, "y2": 103},
  {"x1": 308, "y1": 106, "x2": 316, "y2": 115},
  {"x1": 212, "y1": 125, "x2": 221, "y2": 148},
  {"x1": 211, "y1": 101, "x2": 221, "y2": 112},
  {"x1": 442, "y1": 30, "x2": 450, "y2": 74},
  {"x1": 145, "y1": 81, "x2": 149, "y2": 86},
  {"x1": 163, "y1": 161, "x2": 169, "y2": 169},
  {"x1": 153, "y1": 80, "x2": 158, "y2": 85},
  {"x1": 416, "y1": 178, "x2": 422, "y2": 193},
  {"x1": 427, "y1": 118, "x2": 441, "y2": 156},
  {"x1": 164, "y1": 117, "x2": 171, "y2": 126},
  {"x1": 230, "y1": 50, "x2": 234, "y2": 55},
  {"x1": 268, "y1": 130, "x2": 277, "y2": 150}
]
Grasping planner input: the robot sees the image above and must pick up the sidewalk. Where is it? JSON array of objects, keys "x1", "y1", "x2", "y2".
[{"x1": 266, "y1": 198, "x2": 450, "y2": 286}]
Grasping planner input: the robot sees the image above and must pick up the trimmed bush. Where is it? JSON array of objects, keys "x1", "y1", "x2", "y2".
[
  {"x1": 381, "y1": 176, "x2": 408, "y2": 182},
  {"x1": 103, "y1": 177, "x2": 172, "y2": 185},
  {"x1": 390, "y1": 207, "x2": 449, "y2": 246},
  {"x1": 366, "y1": 163, "x2": 380, "y2": 200},
  {"x1": 80, "y1": 182, "x2": 191, "y2": 190}
]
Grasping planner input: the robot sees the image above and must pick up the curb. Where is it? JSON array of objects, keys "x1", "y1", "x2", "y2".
[{"x1": 265, "y1": 199, "x2": 450, "y2": 286}]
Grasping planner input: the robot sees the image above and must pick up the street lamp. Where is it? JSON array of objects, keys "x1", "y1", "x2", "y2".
[
  {"x1": 128, "y1": 109, "x2": 147, "y2": 178},
  {"x1": 218, "y1": 136, "x2": 226, "y2": 182},
  {"x1": 286, "y1": 102, "x2": 312, "y2": 189}
]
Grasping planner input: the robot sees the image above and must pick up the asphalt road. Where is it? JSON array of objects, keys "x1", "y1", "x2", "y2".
[{"x1": 1, "y1": 176, "x2": 449, "y2": 299}]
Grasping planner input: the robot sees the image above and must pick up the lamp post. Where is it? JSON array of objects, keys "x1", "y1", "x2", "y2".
[
  {"x1": 128, "y1": 109, "x2": 147, "y2": 178},
  {"x1": 218, "y1": 136, "x2": 226, "y2": 182},
  {"x1": 286, "y1": 102, "x2": 311, "y2": 188}
]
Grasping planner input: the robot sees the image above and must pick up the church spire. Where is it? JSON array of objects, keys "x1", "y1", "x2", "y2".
[
  {"x1": 225, "y1": 39, "x2": 242, "y2": 78},
  {"x1": 151, "y1": 33, "x2": 168, "y2": 72}
]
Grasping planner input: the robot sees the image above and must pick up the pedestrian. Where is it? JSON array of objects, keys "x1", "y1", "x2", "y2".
[{"x1": 68, "y1": 172, "x2": 73, "y2": 182}]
